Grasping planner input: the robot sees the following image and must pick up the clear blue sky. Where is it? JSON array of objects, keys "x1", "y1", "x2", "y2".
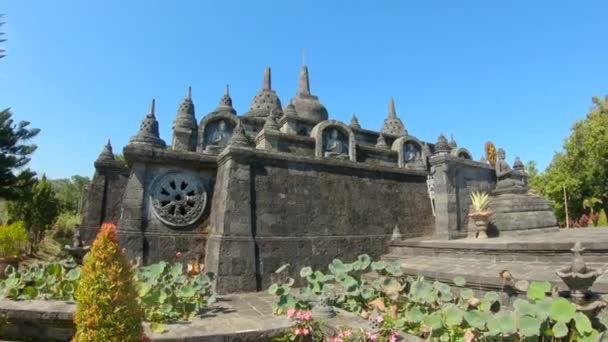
[{"x1": 1, "y1": 1, "x2": 607, "y2": 179}]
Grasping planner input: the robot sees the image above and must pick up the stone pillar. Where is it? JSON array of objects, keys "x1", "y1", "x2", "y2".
[
  {"x1": 204, "y1": 148, "x2": 258, "y2": 294},
  {"x1": 81, "y1": 160, "x2": 129, "y2": 244},
  {"x1": 429, "y1": 155, "x2": 458, "y2": 239},
  {"x1": 117, "y1": 163, "x2": 148, "y2": 262}
]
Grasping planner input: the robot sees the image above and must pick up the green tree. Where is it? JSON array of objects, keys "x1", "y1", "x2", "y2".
[
  {"x1": 0, "y1": 108, "x2": 40, "y2": 199},
  {"x1": 6, "y1": 176, "x2": 60, "y2": 254},
  {"x1": 51, "y1": 175, "x2": 91, "y2": 213},
  {"x1": 536, "y1": 95, "x2": 608, "y2": 221},
  {"x1": 524, "y1": 161, "x2": 543, "y2": 194}
]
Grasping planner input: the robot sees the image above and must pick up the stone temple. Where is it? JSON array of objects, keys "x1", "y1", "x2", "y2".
[{"x1": 81, "y1": 65, "x2": 558, "y2": 294}]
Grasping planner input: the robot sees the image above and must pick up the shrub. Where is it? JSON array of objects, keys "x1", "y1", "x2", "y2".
[
  {"x1": 73, "y1": 223, "x2": 143, "y2": 341},
  {"x1": 0, "y1": 222, "x2": 28, "y2": 259},
  {"x1": 53, "y1": 212, "x2": 81, "y2": 240},
  {"x1": 598, "y1": 209, "x2": 608, "y2": 227},
  {"x1": 578, "y1": 214, "x2": 590, "y2": 227}
]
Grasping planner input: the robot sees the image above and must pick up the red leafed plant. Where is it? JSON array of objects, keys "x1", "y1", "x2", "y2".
[{"x1": 73, "y1": 222, "x2": 144, "y2": 341}]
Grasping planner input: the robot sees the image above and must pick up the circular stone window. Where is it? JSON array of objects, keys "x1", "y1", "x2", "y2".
[{"x1": 150, "y1": 172, "x2": 207, "y2": 228}]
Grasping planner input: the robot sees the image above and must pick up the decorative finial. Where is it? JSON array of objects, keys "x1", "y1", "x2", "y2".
[
  {"x1": 217, "y1": 83, "x2": 235, "y2": 112},
  {"x1": 130, "y1": 99, "x2": 166, "y2": 148},
  {"x1": 350, "y1": 114, "x2": 361, "y2": 129},
  {"x1": 434, "y1": 133, "x2": 451, "y2": 154},
  {"x1": 149, "y1": 98, "x2": 156, "y2": 117},
  {"x1": 376, "y1": 134, "x2": 388, "y2": 149},
  {"x1": 228, "y1": 121, "x2": 249, "y2": 147},
  {"x1": 97, "y1": 139, "x2": 115, "y2": 161},
  {"x1": 513, "y1": 156, "x2": 524, "y2": 170},
  {"x1": 262, "y1": 67, "x2": 271, "y2": 91},
  {"x1": 187, "y1": 86, "x2": 192, "y2": 100},
  {"x1": 298, "y1": 64, "x2": 311, "y2": 95},
  {"x1": 389, "y1": 98, "x2": 397, "y2": 118},
  {"x1": 381, "y1": 98, "x2": 407, "y2": 136},
  {"x1": 448, "y1": 134, "x2": 457, "y2": 148},
  {"x1": 263, "y1": 109, "x2": 280, "y2": 131},
  {"x1": 284, "y1": 101, "x2": 297, "y2": 117}
]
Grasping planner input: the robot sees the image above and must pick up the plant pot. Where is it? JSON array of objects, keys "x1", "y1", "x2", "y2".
[
  {"x1": 0, "y1": 257, "x2": 18, "y2": 278},
  {"x1": 468, "y1": 211, "x2": 492, "y2": 239}
]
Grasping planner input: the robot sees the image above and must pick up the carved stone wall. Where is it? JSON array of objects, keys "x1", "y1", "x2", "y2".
[
  {"x1": 81, "y1": 160, "x2": 130, "y2": 244},
  {"x1": 205, "y1": 147, "x2": 434, "y2": 294},
  {"x1": 116, "y1": 145, "x2": 217, "y2": 264}
]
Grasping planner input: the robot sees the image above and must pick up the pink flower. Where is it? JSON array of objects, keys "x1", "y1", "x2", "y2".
[
  {"x1": 389, "y1": 336, "x2": 398, "y2": 342},
  {"x1": 294, "y1": 328, "x2": 303, "y2": 335},
  {"x1": 175, "y1": 251, "x2": 182, "y2": 258},
  {"x1": 296, "y1": 310, "x2": 313, "y2": 321},
  {"x1": 375, "y1": 316, "x2": 384, "y2": 323},
  {"x1": 365, "y1": 332, "x2": 378, "y2": 341},
  {"x1": 339, "y1": 330, "x2": 352, "y2": 338},
  {"x1": 286, "y1": 308, "x2": 296, "y2": 318},
  {"x1": 301, "y1": 311, "x2": 313, "y2": 321},
  {"x1": 329, "y1": 338, "x2": 344, "y2": 342},
  {"x1": 302, "y1": 328, "x2": 310, "y2": 336}
]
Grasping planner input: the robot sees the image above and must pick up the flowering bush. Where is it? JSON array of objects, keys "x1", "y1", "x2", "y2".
[{"x1": 273, "y1": 309, "x2": 324, "y2": 341}]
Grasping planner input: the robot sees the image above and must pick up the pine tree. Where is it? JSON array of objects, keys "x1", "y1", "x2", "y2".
[
  {"x1": 0, "y1": 108, "x2": 40, "y2": 199},
  {"x1": 73, "y1": 223, "x2": 143, "y2": 341}
]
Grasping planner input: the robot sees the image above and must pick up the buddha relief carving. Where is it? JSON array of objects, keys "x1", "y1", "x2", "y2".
[
  {"x1": 323, "y1": 128, "x2": 348, "y2": 159},
  {"x1": 403, "y1": 142, "x2": 422, "y2": 164},
  {"x1": 204, "y1": 120, "x2": 234, "y2": 153}
]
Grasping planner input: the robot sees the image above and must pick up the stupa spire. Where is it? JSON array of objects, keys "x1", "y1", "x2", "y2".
[
  {"x1": 262, "y1": 67, "x2": 271, "y2": 90},
  {"x1": 388, "y1": 97, "x2": 397, "y2": 118},
  {"x1": 381, "y1": 97, "x2": 407, "y2": 136},
  {"x1": 96, "y1": 139, "x2": 115, "y2": 161},
  {"x1": 298, "y1": 65, "x2": 311, "y2": 95},
  {"x1": 130, "y1": 98, "x2": 166, "y2": 148},
  {"x1": 172, "y1": 86, "x2": 198, "y2": 151}
]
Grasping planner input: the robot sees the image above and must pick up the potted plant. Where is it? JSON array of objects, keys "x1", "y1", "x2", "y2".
[
  {"x1": 0, "y1": 221, "x2": 28, "y2": 277},
  {"x1": 468, "y1": 191, "x2": 492, "y2": 239}
]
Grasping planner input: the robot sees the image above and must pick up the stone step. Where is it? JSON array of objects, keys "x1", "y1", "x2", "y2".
[
  {"x1": 388, "y1": 229, "x2": 608, "y2": 264},
  {"x1": 380, "y1": 254, "x2": 608, "y2": 295}
]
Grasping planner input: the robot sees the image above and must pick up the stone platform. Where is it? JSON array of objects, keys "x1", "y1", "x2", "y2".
[
  {"x1": 0, "y1": 292, "x2": 422, "y2": 341},
  {"x1": 383, "y1": 229, "x2": 608, "y2": 294}
]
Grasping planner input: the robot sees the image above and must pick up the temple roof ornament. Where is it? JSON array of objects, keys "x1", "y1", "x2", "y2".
[
  {"x1": 350, "y1": 114, "x2": 361, "y2": 129},
  {"x1": 173, "y1": 86, "x2": 198, "y2": 131},
  {"x1": 96, "y1": 139, "x2": 115, "y2": 161},
  {"x1": 227, "y1": 121, "x2": 249, "y2": 147},
  {"x1": 288, "y1": 64, "x2": 328, "y2": 123},
  {"x1": 434, "y1": 133, "x2": 451, "y2": 154},
  {"x1": 284, "y1": 100, "x2": 297, "y2": 117},
  {"x1": 130, "y1": 99, "x2": 166, "y2": 148},
  {"x1": 513, "y1": 156, "x2": 524, "y2": 170},
  {"x1": 376, "y1": 134, "x2": 388, "y2": 149},
  {"x1": 263, "y1": 109, "x2": 280, "y2": 131},
  {"x1": 246, "y1": 67, "x2": 283, "y2": 118},
  {"x1": 448, "y1": 134, "x2": 458, "y2": 149},
  {"x1": 213, "y1": 84, "x2": 236, "y2": 115},
  {"x1": 381, "y1": 98, "x2": 407, "y2": 136}
]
